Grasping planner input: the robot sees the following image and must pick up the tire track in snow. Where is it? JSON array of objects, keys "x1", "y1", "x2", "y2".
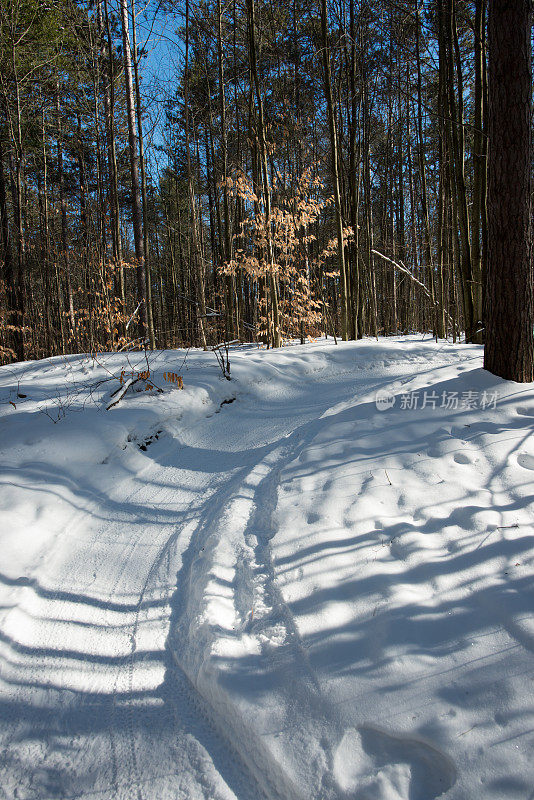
[
  {"x1": 102, "y1": 357, "x2": 465, "y2": 799},
  {"x1": 67, "y1": 468, "x2": 182, "y2": 800},
  {"x1": 0, "y1": 348, "x2": 472, "y2": 799},
  {"x1": 0, "y1": 442, "x2": 221, "y2": 798},
  {"x1": 168, "y1": 363, "x2": 467, "y2": 799},
  {"x1": 160, "y1": 456, "x2": 276, "y2": 798},
  {"x1": 166, "y1": 404, "x2": 351, "y2": 799},
  {"x1": 0, "y1": 469, "x2": 151, "y2": 796},
  {"x1": 99, "y1": 440, "x2": 269, "y2": 800}
]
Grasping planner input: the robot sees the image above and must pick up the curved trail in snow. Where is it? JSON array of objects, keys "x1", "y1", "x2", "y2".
[{"x1": 0, "y1": 341, "x2": 496, "y2": 799}]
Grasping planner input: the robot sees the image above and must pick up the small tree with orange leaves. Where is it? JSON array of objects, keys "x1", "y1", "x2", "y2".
[
  {"x1": 222, "y1": 168, "x2": 351, "y2": 344},
  {"x1": 66, "y1": 260, "x2": 137, "y2": 354}
]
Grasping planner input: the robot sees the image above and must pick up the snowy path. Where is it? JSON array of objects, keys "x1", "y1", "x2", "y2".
[
  {"x1": 0, "y1": 338, "x2": 533, "y2": 799},
  {"x1": 0, "y1": 425, "x2": 264, "y2": 799}
]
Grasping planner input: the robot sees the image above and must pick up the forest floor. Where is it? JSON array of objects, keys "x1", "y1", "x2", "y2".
[{"x1": 0, "y1": 336, "x2": 533, "y2": 800}]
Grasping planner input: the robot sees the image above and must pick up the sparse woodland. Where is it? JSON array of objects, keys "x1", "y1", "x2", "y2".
[{"x1": 0, "y1": 0, "x2": 532, "y2": 378}]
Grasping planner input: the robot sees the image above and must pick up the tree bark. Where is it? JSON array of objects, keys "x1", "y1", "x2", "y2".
[
  {"x1": 102, "y1": 0, "x2": 124, "y2": 304},
  {"x1": 119, "y1": 0, "x2": 147, "y2": 339},
  {"x1": 184, "y1": 0, "x2": 208, "y2": 349},
  {"x1": 247, "y1": 0, "x2": 281, "y2": 347},
  {"x1": 130, "y1": 0, "x2": 155, "y2": 348},
  {"x1": 484, "y1": 0, "x2": 533, "y2": 381},
  {"x1": 320, "y1": 0, "x2": 349, "y2": 340},
  {"x1": 471, "y1": 0, "x2": 486, "y2": 336}
]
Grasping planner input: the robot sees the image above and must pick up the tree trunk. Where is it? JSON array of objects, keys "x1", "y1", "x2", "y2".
[
  {"x1": 102, "y1": 0, "x2": 124, "y2": 304},
  {"x1": 320, "y1": 0, "x2": 349, "y2": 340},
  {"x1": 484, "y1": 0, "x2": 533, "y2": 381},
  {"x1": 0, "y1": 120, "x2": 23, "y2": 361},
  {"x1": 56, "y1": 87, "x2": 75, "y2": 341},
  {"x1": 130, "y1": 0, "x2": 155, "y2": 348},
  {"x1": 471, "y1": 0, "x2": 486, "y2": 336},
  {"x1": 119, "y1": 0, "x2": 147, "y2": 340},
  {"x1": 247, "y1": 0, "x2": 281, "y2": 347},
  {"x1": 415, "y1": 4, "x2": 436, "y2": 324},
  {"x1": 184, "y1": 0, "x2": 208, "y2": 349},
  {"x1": 446, "y1": 0, "x2": 476, "y2": 342},
  {"x1": 217, "y1": 0, "x2": 237, "y2": 340}
]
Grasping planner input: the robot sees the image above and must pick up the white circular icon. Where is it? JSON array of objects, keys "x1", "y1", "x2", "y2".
[{"x1": 375, "y1": 391, "x2": 396, "y2": 411}]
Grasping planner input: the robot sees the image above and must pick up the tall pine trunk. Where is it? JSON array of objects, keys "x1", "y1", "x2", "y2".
[
  {"x1": 247, "y1": 0, "x2": 281, "y2": 348},
  {"x1": 130, "y1": 0, "x2": 155, "y2": 349},
  {"x1": 484, "y1": 0, "x2": 533, "y2": 381},
  {"x1": 320, "y1": 0, "x2": 349, "y2": 340},
  {"x1": 119, "y1": 0, "x2": 147, "y2": 340}
]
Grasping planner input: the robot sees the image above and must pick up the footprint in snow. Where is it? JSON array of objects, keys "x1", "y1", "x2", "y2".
[
  {"x1": 517, "y1": 453, "x2": 534, "y2": 471},
  {"x1": 333, "y1": 725, "x2": 455, "y2": 800},
  {"x1": 453, "y1": 451, "x2": 474, "y2": 465},
  {"x1": 31, "y1": 767, "x2": 65, "y2": 797},
  {"x1": 516, "y1": 405, "x2": 534, "y2": 417},
  {"x1": 389, "y1": 537, "x2": 410, "y2": 561}
]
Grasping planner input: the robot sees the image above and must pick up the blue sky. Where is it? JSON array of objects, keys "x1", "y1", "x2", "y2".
[{"x1": 132, "y1": 1, "x2": 184, "y2": 166}]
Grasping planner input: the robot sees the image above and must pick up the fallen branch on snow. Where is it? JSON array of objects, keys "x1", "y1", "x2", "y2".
[{"x1": 106, "y1": 377, "x2": 139, "y2": 409}]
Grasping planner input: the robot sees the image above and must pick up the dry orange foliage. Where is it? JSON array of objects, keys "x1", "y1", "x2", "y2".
[
  {"x1": 220, "y1": 167, "x2": 351, "y2": 341},
  {"x1": 163, "y1": 372, "x2": 184, "y2": 389}
]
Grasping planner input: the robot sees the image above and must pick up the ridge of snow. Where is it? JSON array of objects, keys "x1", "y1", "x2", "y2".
[{"x1": 0, "y1": 337, "x2": 533, "y2": 799}]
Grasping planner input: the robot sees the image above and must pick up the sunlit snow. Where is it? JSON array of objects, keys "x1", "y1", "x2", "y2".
[{"x1": 0, "y1": 337, "x2": 533, "y2": 799}]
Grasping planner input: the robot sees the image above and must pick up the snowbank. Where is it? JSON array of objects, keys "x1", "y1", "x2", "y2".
[{"x1": 1, "y1": 337, "x2": 533, "y2": 799}]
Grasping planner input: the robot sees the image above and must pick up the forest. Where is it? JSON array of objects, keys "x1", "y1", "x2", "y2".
[
  {"x1": 3, "y1": 4, "x2": 534, "y2": 797},
  {"x1": 0, "y1": 0, "x2": 531, "y2": 373}
]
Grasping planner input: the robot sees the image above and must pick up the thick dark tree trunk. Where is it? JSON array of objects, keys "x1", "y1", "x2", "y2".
[
  {"x1": 472, "y1": 0, "x2": 487, "y2": 335},
  {"x1": 0, "y1": 131, "x2": 23, "y2": 361},
  {"x1": 484, "y1": 0, "x2": 533, "y2": 382}
]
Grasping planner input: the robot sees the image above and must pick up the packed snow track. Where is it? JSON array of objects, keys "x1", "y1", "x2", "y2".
[{"x1": 0, "y1": 338, "x2": 533, "y2": 800}]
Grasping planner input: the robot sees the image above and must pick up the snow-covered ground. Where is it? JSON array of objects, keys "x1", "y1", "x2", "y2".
[{"x1": 0, "y1": 337, "x2": 533, "y2": 800}]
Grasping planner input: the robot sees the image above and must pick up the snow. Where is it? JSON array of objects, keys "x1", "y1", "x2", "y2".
[{"x1": 0, "y1": 337, "x2": 533, "y2": 800}]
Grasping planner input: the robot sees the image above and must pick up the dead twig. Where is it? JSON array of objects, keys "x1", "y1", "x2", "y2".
[
  {"x1": 211, "y1": 340, "x2": 238, "y2": 380},
  {"x1": 107, "y1": 377, "x2": 139, "y2": 409}
]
